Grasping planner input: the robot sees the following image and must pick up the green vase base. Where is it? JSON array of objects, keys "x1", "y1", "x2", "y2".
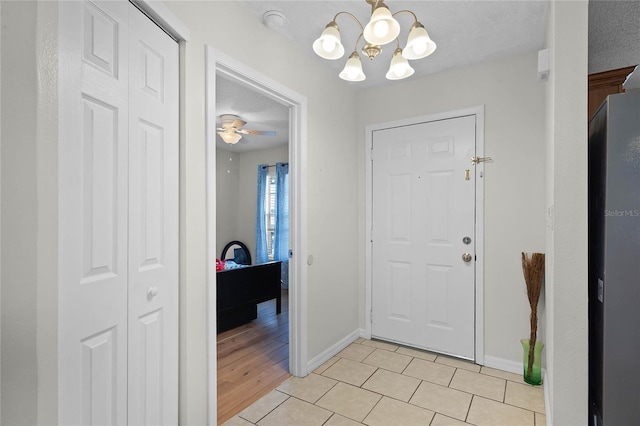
[
  {"x1": 520, "y1": 339, "x2": 544, "y2": 386},
  {"x1": 523, "y1": 367, "x2": 542, "y2": 386}
]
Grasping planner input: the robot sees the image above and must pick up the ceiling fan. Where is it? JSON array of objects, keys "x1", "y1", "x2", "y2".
[{"x1": 217, "y1": 114, "x2": 276, "y2": 144}]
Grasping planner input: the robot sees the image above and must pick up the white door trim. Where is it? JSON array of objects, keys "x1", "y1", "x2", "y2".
[
  {"x1": 131, "y1": 0, "x2": 190, "y2": 41},
  {"x1": 365, "y1": 106, "x2": 485, "y2": 365},
  {"x1": 205, "y1": 46, "x2": 309, "y2": 425}
]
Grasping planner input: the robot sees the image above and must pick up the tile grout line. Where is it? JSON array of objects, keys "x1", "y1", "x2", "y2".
[
  {"x1": 240, "y1": 391, "x2": 290, "y2": 425},
  {"x1": 446, "y1": 366, "x2": 458, "y2": 388},
  {"x1": 358, "y1": 392, "x2": 384, "y2": 425},
  {"x1": 362, "y1": 344, "x2": 544, "y2": 418},
  {"x1": 230, "y1": 339, "x2": 546, "y2": 426},
  {"x1": 465, "y1": 394, "x2": 475, "y2": 423}
]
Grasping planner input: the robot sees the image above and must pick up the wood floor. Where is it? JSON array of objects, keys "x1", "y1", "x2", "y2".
[{"x1": 217, "y1": 290, "x2": 290, "y2": 425}]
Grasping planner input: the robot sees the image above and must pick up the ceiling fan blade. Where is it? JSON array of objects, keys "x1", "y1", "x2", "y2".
[
  {"x1": 238, "y1": 129, "x2": 277, "y2": 136},
  {"x1": 231, "y1": 119, "x2": 247, "y2": 129}
]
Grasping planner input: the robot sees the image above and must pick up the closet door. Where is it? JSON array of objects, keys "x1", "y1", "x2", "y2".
[
  {"x1": 59, "y1": 1, "x2": 130, "y2": 424},
  {"x1": 127, "y1": 4, "x2": 179, "y2": 424},
  {"x1": 58, "y1": 1, "x2": 179, "y2": 424}
]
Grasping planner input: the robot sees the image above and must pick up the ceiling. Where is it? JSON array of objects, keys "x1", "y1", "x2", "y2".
[
  {"x1": 217, "y1": 0, "x2": 549, "y2": 152},
  {"x1": 216, "y1": 73, "x2": 289, "y2": 153},
  {"x1": 239, "y1": 0, "x2": 549, "y2": 89},
  {"x1": 217, "y1": 1, "x2": 638, "y2": 152}
]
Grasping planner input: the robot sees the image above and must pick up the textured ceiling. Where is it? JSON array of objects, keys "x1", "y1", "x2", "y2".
[
  {"x1": 217, "y1": 1, "x2": 640, "y2": 153},
  {"x1": 216, "y1": 73, "x2": 289, "y2": 153},
  {"x1": 588, "y1": 0, "x2": 640, "y2": 74},
  {"x1": 217, "y1": 0, "x2": 549, "y2": 152},
  {"x1": 239, "y1": 0, "x2": 549, "y2": 89}
]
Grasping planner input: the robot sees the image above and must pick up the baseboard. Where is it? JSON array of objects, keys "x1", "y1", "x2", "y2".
[
  {"x1": 483, "y1": 355, "x2": 548, "y2": 381},
  {"x1": 544, "y1": 370, "x2": 552, "y2": 425},
  {"x1": 482, "y1": 355, "x2": 522, "y2": 374},
  {"x1": 306, "y1": 329, "x2": 362, "y2": 373}
]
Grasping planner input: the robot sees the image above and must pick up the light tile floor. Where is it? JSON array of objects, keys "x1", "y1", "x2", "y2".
[{"x1": 222, "y1": 338, "x2": 546, "y2": 426}]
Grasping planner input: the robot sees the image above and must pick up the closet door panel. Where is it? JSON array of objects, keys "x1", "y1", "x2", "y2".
[
  {"x1": 58, "y1": 1, "x2": 129, "y2": 424},
  {"x1": 127, "y1": 4, "x2": 179, "y2": 425}
]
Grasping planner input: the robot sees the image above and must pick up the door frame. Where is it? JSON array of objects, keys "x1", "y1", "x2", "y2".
[
  {"x1": 364, "y1": 106, "x2": 485, "y2": 365},
  {"x1": 205, "y1": 46, "x2": 309, "y2": 424}
]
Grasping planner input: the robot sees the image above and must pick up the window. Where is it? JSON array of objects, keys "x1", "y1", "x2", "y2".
[
  {"x1": 256, "y1": 162, "x2": 289, "y2": 278},
  {"x1": 265, "y1": 171, "x2": 277, "y2": 261}
]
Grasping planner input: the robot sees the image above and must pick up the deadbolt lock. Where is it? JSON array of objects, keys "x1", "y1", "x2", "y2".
[{"x1": 462, "y1": 253, "x2": 473, "y2": 262}]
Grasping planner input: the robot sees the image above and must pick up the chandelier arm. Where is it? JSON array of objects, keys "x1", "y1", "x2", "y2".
[
  {"x1": 332, "y1": 11, "x2": 365, "y2": 34},
  {"x1": 391, "y1": 9, "x2": 418, "y2": 22},
  {"x1": 353, "y1": 33, "x2": 365, "y2": 53}
]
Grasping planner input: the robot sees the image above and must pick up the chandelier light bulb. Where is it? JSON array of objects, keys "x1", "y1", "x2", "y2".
[
  {"x1": 312, "y1": 22, "x2": 345, "y2": 60},
  {"x1": 386, "y1": 48, "x2": 415, "y2": 80},
  {"x1": 363, "y1": 5, "x2": 400, "y2": 45},
  {"x1": 373, "y1": 19, "x2": 389, "y2": 38},
  {"x1": 413, "y1": 40, "x2": 427, "y2": 55},
  {"x1": 322, "y1": 37, "x2": 336, "y2": 52},
  {"x1": 339, "y1": 52, "x2": 366, "y2": 81},
  {"x1": 402, "y1": 22, "x2": 437, "y2": 60}
]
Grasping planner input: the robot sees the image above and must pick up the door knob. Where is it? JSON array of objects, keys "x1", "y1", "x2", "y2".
[
  {"x1": 462, "y1": 253, "x2": 473, "y2": 262},
  {"x1": 147, "y1": 287, "x2": 159, "y2": 299}
]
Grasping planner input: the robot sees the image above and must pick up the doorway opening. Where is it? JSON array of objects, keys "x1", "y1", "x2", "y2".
[{"x1": 205, "y1": 47, "x2": 308, "y2": 425}]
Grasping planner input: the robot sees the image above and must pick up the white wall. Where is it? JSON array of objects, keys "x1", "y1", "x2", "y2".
[
  {"x1": 357, "y1": 51, "x2": 547, "y2": 366},
  {"x1": 216, "y1": 148, "x2": 240, "y2": 256},
  {"x1": 164, "y1": 2, "x2": 360, "y2": 423},
  {"x1": 544, "y1": 1, "x2": 589, "y2": 424},
  {"x1": 1, "y1": 2, "x2": 40, "y2": 424},
  {"x1": 0, "y1": 0, "x2": 3, "y2": 418},
  {"x1": 216, "y1": 145, "x2": 289, "y2": 260}
]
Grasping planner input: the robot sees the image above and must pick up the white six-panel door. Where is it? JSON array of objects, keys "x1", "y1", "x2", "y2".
[
  {"x1": 127, "y1": 5, "x2": 179, "y2": 425},
  {"x1": 58, "y1": 1, "x2": 178, "y2": 424},
  {"x1": 371, "y1": 115, "x2": 476, "y2": 360}
]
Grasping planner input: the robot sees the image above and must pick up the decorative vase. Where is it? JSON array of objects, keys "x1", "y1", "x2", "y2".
[{"x1": 520, "y1": 338, "x2": 544, "y2": 385}]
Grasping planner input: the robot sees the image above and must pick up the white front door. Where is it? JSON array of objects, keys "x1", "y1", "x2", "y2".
[
  {"x1": 371, "y1": 115, "x2": 477, "y2": 360},
  {"x1": 58, "y1": 2, "x2": 179, "y2": 424},
  {"x1": 127, "y1": 4, "x2": 179, "y2": 424}
]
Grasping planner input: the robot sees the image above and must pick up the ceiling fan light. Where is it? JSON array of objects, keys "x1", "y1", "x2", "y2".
[
  {"x1": 339, "y1": 52, "x2": 366, "y2": 82},
  {"x1": 312, "y1": 22, "x2": 345, "y2": 60},
  {"x1": 386, "y1": 48, "x2": 415, "y2": 80},
  {"x1": 402, "y1": 22, "x2": 436, "y2": 60},
  {"x1": 219, "y1": 131, "x2": 242, "y2": 144},
  {"x1": 363, "y1": 5, "x2": 400, "y2": 46}
]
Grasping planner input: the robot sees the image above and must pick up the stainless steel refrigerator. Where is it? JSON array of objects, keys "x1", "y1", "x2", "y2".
[{"x1": 588, "y1": 89, "x2": 640, "y2": 426}]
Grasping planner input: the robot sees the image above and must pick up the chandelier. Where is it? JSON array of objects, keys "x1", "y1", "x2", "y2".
[{"x1": 312, "y1": 0, "x2": 436, "y2": 82}]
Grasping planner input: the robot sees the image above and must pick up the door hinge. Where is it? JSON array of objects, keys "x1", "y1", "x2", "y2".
[
  {"x1": 370, "y1": 147, "x2": 374, "y2": 161},
  {"x1": 289, "y1": 249, "x2": 293, "y2": 259},
  {"x1": 370, "y1": 229, "x2": 374, "y2": 242}
]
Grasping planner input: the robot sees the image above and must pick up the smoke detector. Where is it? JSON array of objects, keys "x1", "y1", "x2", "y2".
[{"x1": 263, "y1": 10, "x2": 286, "y2": 30}]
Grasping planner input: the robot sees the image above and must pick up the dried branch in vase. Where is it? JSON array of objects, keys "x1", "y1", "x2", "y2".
[{"x1": 521, "y1": 252, "x2": 545, "y2": 379}]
